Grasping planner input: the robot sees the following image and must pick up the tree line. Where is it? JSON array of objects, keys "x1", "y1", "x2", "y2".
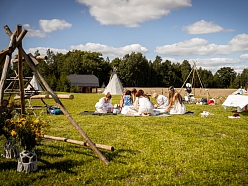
[{"x1": 3, "y1": 49, "x2": 248, "y2": 92}]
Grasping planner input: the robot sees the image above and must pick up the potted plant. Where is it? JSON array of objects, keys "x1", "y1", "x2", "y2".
[
  {"x1": 0, "y1": 100, "x2": 19, "y2": 159},
  {"x1": 3, "y1": 114, "x2": 48, "y2": 173}
]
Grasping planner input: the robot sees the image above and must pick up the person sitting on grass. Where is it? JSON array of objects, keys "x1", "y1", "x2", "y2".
[
  {"x1": 95, "y1": 92, "x2": 113, "y2": 113},
  {"x1": 127, "y1": 89, "x2": 155, "y2": 116},
  {"x1": 152, "y1": 93, "x2": 168, "y2": 109},
  {"x1": 165, "y1": 86, "x2": 186, "y2": 114},
  {"x1": 131, "y1": 88, "x2": 137, "y2": 104},
  {"x1": 119, "y1": 88, "x2": 128, "y2": 111},
  {"x1": 121, "y1": 90, "x2": 133, "y2": 114}
]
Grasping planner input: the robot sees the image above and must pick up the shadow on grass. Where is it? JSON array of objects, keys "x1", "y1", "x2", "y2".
[
  {"x1": 38, "y1": 158, "x2": 81, "y2": 174},
  {"x1": 0, "y1": 159, "x2": 18, "y2": 171},
  {"x1": 103, "y1": 148, "x2": 141, "y2": 164}
]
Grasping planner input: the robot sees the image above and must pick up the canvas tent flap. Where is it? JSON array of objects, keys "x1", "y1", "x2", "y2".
[
  {"x1": 222, "y1": 95, "x2": 248, "y2": 109},
  {"x1": 103, "y1": 71, "x2": 123, "y2": 95},
  {"x1": 25, "y1": 75, "x2": 43, "y2": 91}
]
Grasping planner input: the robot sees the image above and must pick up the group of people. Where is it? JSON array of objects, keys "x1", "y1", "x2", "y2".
[{"x1": 95, "y1": 86, "x2": 186, "y2": 116}]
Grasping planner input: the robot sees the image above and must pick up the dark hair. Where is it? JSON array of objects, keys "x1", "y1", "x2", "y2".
[
  {"x1": 131, "y1": 88, "x2": 137, "y2": 94},
  {"x1": 168, "y1": 86, "x2": 183, "y2": 104},
  {"x1": 106, "y1": 92, "x2": 112, "y2": 99},
  {"x1": 136, "y1": 89, "x2": 150, "y2": 99},
  {"x1": 125, "y1": 90, "x2": 131, "y2": 95}
]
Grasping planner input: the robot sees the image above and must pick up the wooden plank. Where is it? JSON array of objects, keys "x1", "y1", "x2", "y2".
[
  {"x1": 31, "y1": 94, "x2": 74, "y2": 99},
  {"x1": 43, "y1": 135, "x2": 115, "y2": 151}
]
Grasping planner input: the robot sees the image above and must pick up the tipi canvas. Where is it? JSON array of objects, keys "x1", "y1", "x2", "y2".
[
  {"x1": 25, "y1": 75, "x2": 43, "y2": 91},
  {"x1": 103, "y1": 70, "x2": 123, "y2": 95}
]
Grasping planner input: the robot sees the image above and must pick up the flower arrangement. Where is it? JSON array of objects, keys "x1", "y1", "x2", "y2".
[{"x1": 3, "y1": 115, "x2": 48, "y2": 150}]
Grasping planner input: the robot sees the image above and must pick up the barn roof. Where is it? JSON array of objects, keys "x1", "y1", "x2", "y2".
[{"x1": 69, "y1": 74, "x2": 99, "y2": 87}]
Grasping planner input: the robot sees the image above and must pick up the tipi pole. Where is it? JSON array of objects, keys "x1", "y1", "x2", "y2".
[{"x1": 0, "y1": 29, "x2": 16, "y2": 101}]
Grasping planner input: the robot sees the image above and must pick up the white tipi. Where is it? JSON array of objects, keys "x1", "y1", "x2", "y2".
[
  {"x1": 25, "y1": 75, "x2": 43, "y2": 91},
  {"x1": 103, "y1": 68, "x2": 124, "y2": 95}
]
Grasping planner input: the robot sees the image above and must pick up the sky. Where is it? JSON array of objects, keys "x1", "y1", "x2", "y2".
[{"x1": 1, "y1": 0, "x2": 248, "y2": 74}]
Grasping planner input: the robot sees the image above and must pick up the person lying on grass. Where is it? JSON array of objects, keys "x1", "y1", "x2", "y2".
[{"x1": 95, "y1": 92, "x2": 113, "y2": 113}]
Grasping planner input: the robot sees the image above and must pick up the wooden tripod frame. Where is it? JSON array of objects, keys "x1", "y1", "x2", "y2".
[
  {"x1": 180, "y1": 61, "x2": 206, "y2": 95},
  {"x1": 0, "y1": 24, "x2": 110, "y2": 165}
]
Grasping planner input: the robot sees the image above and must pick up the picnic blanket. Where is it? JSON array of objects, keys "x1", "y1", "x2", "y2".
[
  {"x1": 79, "y1": 111, "x2": 117, "y2": 116},
  {"x1": 123, "y1": 113, "x2": 171, "y2": 117}
]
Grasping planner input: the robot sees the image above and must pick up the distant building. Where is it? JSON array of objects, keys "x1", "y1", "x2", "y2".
[{"x1": 68, "y1": 74, "x2": 99, "y2": 93}]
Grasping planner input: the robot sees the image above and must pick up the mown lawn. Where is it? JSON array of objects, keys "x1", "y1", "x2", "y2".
[{"x1": 0, "y1": 93, "x2": 247, "y2": 186}]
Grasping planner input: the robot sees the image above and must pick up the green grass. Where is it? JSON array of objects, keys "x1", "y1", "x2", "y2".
[{"x1": 0, "y1": 93, "x2": 248, "y2": 185}]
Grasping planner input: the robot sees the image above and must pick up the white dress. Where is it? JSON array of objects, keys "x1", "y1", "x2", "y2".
[
  {"x1": 169, "y1": 99, "x2": 186, "y2": 114},
  {"x1": 95, "y1": 97, "x2": 113, "y2": 113},
  {"x1": 134, "y1": 97, "x2": 155, "y2": 115},
  {"x1": 156, "y1": 95, "x2": 168, "y2": 109}
]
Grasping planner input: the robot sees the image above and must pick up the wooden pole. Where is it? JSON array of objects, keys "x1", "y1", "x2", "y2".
[
  {"x1": 17, "y1": 24, "x2": 25, "y2": 115},
  {"x1": 20, "y1": 47, "x2": 110, "y2": 165},
  {"x1": 43, "y1": 135, "x2": 114, "y2": 151},
  {"x1": 31, "y1": 94, "x2": 74, "y2": 99},
  {"x1": 0, "y1": 29, "x2": 16, "y2": 101}
]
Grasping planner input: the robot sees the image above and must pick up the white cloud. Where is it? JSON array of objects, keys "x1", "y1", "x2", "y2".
[
  {"x1": 70, "y1": 43, "x2": 148, "y2": 57},
  {"x1": 155, "y1": 34, "x2": 248, "y2": 56},
  {"x1": 39, "y1": 19, "x2": 72, "y2": 33},
  {"x1": 26, "y1": 47, "x2": 68, "y2": 56},
  {"x1": 183, "y1": 20, "x2": 234, "y2": 34},
  {"x1": 76, "y1": 0, "x2": 192, "y2": 27},
  {"x1": 240, "y1": 53, "x2": 248, "y2": 59},
  {"x1": 23, "y1": 24, "x2": 46, "y2": 38},
  {"x1": 229, "y1": 34, "x2": 248, "y2": 52}
]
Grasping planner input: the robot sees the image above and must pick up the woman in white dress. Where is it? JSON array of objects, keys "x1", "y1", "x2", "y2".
[
  {"x1": 130, "y1": 89, "x2": 154, "y2": 116},
  {"x1": 95, "y1": 92, "x2": 113, "y2": 113},
  {"x1": 165, "y1": 86, "x2": 186, "y2": 114}
]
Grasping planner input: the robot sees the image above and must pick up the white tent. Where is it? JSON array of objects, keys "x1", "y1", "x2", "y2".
[
  {"x1": 103, "y1": 69, "x2": 124, "y2": 95},
  {"x1": 231, "y1": 88, "x2": 248, "y2": 95},
  {"x1": 25, "y1": 75, "x2": 43, "y2": 91}
]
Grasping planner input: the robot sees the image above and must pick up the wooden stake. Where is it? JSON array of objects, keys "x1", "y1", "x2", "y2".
[{"x1": 43, "y1": 135, "x2": 114, "y2": 151}]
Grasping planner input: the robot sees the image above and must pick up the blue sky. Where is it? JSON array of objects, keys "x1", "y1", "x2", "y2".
[{"x1": 1, "y1": 0, "x2": 248, "y2": 73}]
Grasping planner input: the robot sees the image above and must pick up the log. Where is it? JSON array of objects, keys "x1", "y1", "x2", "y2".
[
  {"x1": 0, "y1": 29, "x2": 17, "y2": 101},
  {"x1": 28, "y1": 53, "x2": 39, "y2": 65},
  {"x1": 0, "y1": 47, "x2": 12, "y2": 56},
  {"x1": 12, "y1": 59, "x2": 20, "y2": 63},
  {"x1": 31, "y1": 94, "x2": 74, "y2": 99},
  {"x1": 4, "y1": 25, "x2": 13, "y2": 37},
  {"x1": 12, "y1": 55, "x2": 47, "y2": 63},
  {"x1": 36, "y1": 56, "x2": 47, "y2": 60},
  {"x1": 43, "y1": 135, "x2": 115, "y2": 151},
  {"x1": 17, "y1": 24, "x2": 26, "y2": 115}
]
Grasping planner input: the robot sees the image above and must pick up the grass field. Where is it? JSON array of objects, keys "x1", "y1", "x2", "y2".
[{"x1": 0, "y1": 93, "x2": 247, "y2": 186}]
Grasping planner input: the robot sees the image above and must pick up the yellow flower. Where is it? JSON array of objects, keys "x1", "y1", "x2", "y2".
[
  {"x1": 11, "y1": 130, "x2": 17, "y2": 136},
  {"x1": 33, "y1": 119, "x2": 39, "y2": 125}
]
